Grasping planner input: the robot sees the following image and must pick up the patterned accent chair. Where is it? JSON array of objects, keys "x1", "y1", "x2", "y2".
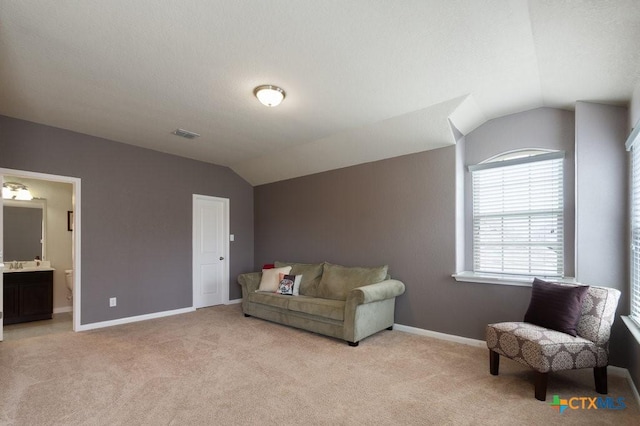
[{"x1": 486, "y1": 285, "x2": 621, "y2": 401}]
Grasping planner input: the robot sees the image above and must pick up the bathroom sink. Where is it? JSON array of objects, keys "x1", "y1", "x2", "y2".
[{"x1": 2, "y1": 260, "x2": 55, "y2": 273}]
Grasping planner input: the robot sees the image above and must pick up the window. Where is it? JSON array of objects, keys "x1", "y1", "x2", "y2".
[
  {"x1": 628, "y1": 129, "x2": 640, "y2": 327},
  {"x1": 469, "y1": 150, "x2": 565, "y2": 278}
]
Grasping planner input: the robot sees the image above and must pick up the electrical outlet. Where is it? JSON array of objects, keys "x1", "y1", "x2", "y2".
[{"x1": 109, "y1": 297, "x2": 117, "y2": 307}]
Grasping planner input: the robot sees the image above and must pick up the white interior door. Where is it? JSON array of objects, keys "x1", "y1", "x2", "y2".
[{"x1": 193, "y1": 195, "x2": 229, "y2": 308}]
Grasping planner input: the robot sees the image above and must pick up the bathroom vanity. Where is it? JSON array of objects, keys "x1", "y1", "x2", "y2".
[{"x1": 3, "y1": 270, "x2": 54, "y2": 325}]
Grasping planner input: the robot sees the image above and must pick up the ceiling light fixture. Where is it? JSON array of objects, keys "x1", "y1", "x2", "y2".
[
  {"x1": 254, "y1": 85, "x2": 286, "y2": 107},
  {"x1": 2, "y1": 182, "x2": 34, "y2": 200}
]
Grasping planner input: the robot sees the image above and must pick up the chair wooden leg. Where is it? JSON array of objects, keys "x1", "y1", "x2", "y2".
[
  {"x1": 594, "y1": 366, "x2": 608, "y2": 394},
  {"x1": 489, "y1": 350, "x2": 500, "y2": 375},
  {"x1": 534, "y1": 372, "x2": 548, "y2": 401}
]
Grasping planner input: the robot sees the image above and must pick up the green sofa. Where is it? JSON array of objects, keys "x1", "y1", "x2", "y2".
[{"x1": 237, "y1": 261, "x2": 406, "y2": 346}]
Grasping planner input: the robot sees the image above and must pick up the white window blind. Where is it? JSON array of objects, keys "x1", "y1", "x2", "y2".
[
  {"x1": 470, "y1": 151, "x2": 564, "y2": 277},
  {"x1": 628, "y1": 127, "x2": 640, "y2": 327}
]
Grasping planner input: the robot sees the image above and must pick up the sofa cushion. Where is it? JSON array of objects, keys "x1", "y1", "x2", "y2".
[
  {"x1": 248, "y1": 291, "x2": 291, "y2": 309},
  {"x1": 287, "y1": 296, "x2": 345, "y2": 321},
  {"x1": 317, "y1": 263, "x2": 388, "y2": 301},
  {"x1": 275, "y1": 261, "x2": 324, "y2": 297},
  {"x1": 258, "y1": 266, "x2": 292, "y2": 292},
  {"x1": 524, "y1": 278, "x2": 589, "y2": 337}
]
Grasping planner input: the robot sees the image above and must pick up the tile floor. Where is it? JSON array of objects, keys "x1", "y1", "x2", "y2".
[{"x1": 3, "y1": 312, "x2": 73, "y2": 341}]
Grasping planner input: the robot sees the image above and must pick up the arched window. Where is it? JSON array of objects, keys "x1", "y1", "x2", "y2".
[{"x1": 469, "y1": 149, "x2": 565, "y2": 277}]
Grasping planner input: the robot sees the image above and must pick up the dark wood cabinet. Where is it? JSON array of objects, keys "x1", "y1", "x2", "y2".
[
  {"x1": 3, "y1": 270, "x2": 53, "y2": 325},
  {"x1": 3, "y1": 281, "x2": 19, "y2": 323}
]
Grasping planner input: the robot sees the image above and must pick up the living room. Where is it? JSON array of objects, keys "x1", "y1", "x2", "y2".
[{"x1": 1, "y1": 1, "x2": 640, "y2": 423}]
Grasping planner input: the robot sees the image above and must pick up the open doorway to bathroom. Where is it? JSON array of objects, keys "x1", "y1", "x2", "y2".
[{"x1": 1, "y1": 168, "x2": 81, "y2": 342}]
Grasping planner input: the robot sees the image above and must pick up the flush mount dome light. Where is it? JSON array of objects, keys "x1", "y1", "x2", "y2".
[{"x1": 254, "y1": 85, "x2": 286, "y2": 107}]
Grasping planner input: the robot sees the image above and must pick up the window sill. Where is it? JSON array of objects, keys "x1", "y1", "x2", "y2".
[
  {"x1": 622, "y1": 316, "x2": 640, "y2": 346},
  {"x1": 451, "y1": 271, "x2": 577, "y2": 287}
]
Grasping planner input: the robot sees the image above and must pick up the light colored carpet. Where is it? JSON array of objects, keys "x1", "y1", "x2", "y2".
[{"x1": 0, "y1": 304, "x2": 638, "y2": 425}]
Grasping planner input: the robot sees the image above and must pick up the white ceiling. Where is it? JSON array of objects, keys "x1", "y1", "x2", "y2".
[{"x1": 1, "y1": 1, "x2": 639, "y2": 185}]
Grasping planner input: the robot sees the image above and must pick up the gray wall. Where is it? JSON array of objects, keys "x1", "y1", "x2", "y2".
[
  {"x1": 0, "y1": 115, "x2": 254, "y2": 324},
  {"x1": 254, "y1": 106, "x2": 635, "y2": 372},
  {"x1": 631, "y1": 83, "x2": 640, "y2": 131},
  {"x1": 574, "y1": 102, "x2": 629, "y2": 368},
  {"x1": 575, "y1": 102, "x2": 627, "y2": 288},
  {"x1": 255, "y1": 144, "x2": 485, "y2": 336}
]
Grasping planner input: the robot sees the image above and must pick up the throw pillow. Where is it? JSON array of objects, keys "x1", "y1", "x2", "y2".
[
  {"x1": 258, "y1": 266, "x2": 292, "y2": 292},
  {"x1": 277, "y1": 274, "x2": 302, "y2": 296},
  {"x1": 317, "y1": 263, "x2": 388, "y2": 301},
  {"x1": 523, "y1": 278, "x2": 589, "y2": 337},
  {"x1": 274, "y1": 261, "x2": 324, "y2": 296}
]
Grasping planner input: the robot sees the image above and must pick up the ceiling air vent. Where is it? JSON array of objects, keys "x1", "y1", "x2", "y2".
[{"x1": 172, "y1": 128, "x2": 200, "y2": 139}]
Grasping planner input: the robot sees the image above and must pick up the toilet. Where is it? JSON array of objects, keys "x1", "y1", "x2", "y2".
[{"x1": 65, "y1": 269, "x2": 73, "y2": 296}]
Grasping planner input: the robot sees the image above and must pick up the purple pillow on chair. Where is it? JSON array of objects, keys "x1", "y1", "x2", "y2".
[{"x1": 523, "y1": 278, "x2": 589, "y2": 337}]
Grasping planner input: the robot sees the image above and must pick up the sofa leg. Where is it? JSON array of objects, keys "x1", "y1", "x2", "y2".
[
  {"x1": 244, "y1": 313, "x2": 251, "y2": 317},
  {"x1": 534, "y1": 372, "x2": 548, "y2": 401},
  {"x1": 594, "y1": 366, "x2": 608, "y2": 394},
  {"x1": 489, "y1": 350, "x2": 500, "y2": 375},
  {"x1": 348, "y1": 341, "x2": 359, "y2": 347},
  {"x1": 386, "y1": 325, "x2": 393, "y2": 330}
]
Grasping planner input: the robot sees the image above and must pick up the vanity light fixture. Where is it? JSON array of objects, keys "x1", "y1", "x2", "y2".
[
  {"x1": 254, "y1": 85, "x2": 286, "y2": 107},
  {"x1": 2, "y1": 182, "x2": 33, "y2": 200}
]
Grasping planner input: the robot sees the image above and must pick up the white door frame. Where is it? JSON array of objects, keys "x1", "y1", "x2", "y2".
[
  {"x1": 0, "y1": 168, "x2": 81, "y2": 334},
  {"x1": 192, "y1": 194, "x2": 230, "y2": 307}
]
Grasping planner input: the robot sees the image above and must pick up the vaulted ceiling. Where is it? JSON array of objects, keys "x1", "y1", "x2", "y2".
[{"x1": 1, "y1": 1, "x2": 639, "y2": 185}]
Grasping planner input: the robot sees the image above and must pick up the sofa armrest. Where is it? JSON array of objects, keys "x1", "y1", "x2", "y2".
[
  {"x1": 343, "y1": 279, "x2": 405, "y2": 344},
  {"x1": 238, "y1": 272, "x2": 262, "y2": 296},
  {"x1": 347, "y1": 279, "x2": 405, "y2": 305}
]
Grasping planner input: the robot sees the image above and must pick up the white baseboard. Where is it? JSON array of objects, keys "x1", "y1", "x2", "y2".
[
  {"x1": 53, "y1": 306, "x2": 73, "y2": 314},
  {"x1": 393, "y1": 323, "x2": 486, "y2": 348},
  {"x1": 76, "y1": 301, "x2": 240, "y2": 332},
  {"x1": 395, "y1": 323, "x2": 640, "y2": 407},
  {"x1": 76, "y1": 307, "x2": 196, "y2": 332}
]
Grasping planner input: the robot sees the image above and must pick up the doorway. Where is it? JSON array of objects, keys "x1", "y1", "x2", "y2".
[
  {"x1": 192, "y1": 195, "x2": 229, "y2": 308},
  {"x1": 0, "y1": 168, "x2": 81, "y2": 341}
]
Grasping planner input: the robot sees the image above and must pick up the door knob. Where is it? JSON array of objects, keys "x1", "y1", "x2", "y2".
[{"x1": 219, "y1": 256, "x2": 224, "y2": 260}]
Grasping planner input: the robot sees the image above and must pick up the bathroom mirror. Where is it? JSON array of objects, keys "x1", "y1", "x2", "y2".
[{"x1": 2, "y1": 199, "x2": 47, "y2": 262}]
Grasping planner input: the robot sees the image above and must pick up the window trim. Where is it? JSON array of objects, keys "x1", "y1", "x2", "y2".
[
  {"x1": 625, "y1": 120, "x2": 640, "y2": 342},
  {"x1": 451, "y1": 271, "x2": 576, "y2": 287},
  {"x1": 468, "y1": 150, "x2": 564, "y2": 172}
]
